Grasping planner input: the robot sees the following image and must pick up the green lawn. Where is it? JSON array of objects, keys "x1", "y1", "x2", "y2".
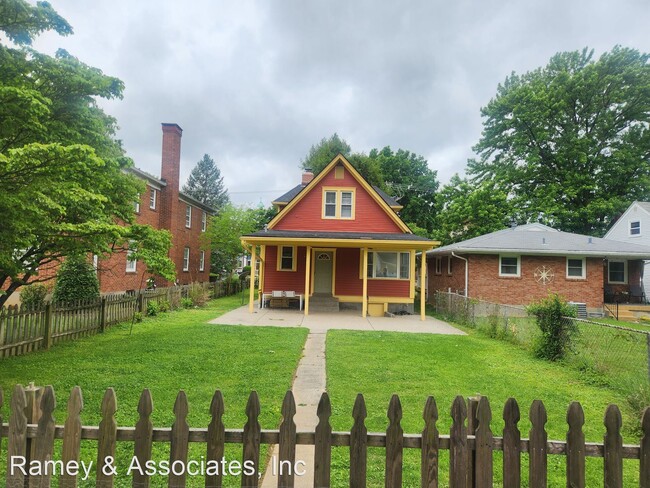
[
  {"x1": 326, "y1": 329, "x2": 641, "y2": 488},
  {"x1": 0, "y1": 295, "x2": 309, "y2": 487}
]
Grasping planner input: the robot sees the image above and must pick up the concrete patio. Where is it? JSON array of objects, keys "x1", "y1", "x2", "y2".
[{"x1": 209, "y1": 304, "x2": 465, "y2": 334}]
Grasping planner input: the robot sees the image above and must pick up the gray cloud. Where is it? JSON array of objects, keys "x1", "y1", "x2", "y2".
[{"x1": 33, "y1": 0, "x2": 650, "y2": 205}]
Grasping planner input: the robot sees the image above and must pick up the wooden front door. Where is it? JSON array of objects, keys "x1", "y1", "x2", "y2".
[{"x1": 314, "y1": 251, "x2": 333, "y2": 294}]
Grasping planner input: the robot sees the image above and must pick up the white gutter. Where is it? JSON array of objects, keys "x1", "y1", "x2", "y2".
[{"x1": 451, "y1": 251, "x2": 469, "y2": 297}]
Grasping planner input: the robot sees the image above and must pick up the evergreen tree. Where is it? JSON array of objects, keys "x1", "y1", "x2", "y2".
[{"x1": 183, "y1": 154, "x2": 230, "y2": 211}]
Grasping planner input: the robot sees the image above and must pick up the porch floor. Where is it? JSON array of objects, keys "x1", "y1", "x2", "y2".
[{"x1": 210, "y1": 304, "x2": 465, "y2": 335}]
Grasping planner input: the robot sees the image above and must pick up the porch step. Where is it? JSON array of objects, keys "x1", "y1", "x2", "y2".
[{"x1": 308, "y1": 294, "x2": 340, "y2": 313}]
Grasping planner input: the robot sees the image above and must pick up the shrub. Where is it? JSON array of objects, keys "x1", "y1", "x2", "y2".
[
  {"x1": 20, "y1": 284, "x2": 48, "y2": 310},
  {"x1": 147, "y1": 300, "x2": 160, "y2": 316},
  {"x1": 133, "y1": 312, "x2": 143, "y2": 323},
  {"x1": 158, "y1": 299, "x2": 171, "y2": 313},
  {"x1": 527, "y1": 293, "x2": 577, "y2": 361},
  {"x1": 52, "y1": 254, "x2": 100, "y2": 303},
  {"x1": 188, "y1": 283, "x2": 210, "y2": 307},
  {"x1": 181, "y1": 297, "x2": 193, "y2": 309}
]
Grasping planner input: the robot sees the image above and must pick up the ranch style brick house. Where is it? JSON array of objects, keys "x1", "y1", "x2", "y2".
[
  {"x1": 95, "y1": 123, "x2": 214, "y2": 293},
  {"x1": 240, "y1": 155, "x2": 438, "y2": 319},
  {"x1": 426, "y1": 223, "x2": 650, "y2": 316}
]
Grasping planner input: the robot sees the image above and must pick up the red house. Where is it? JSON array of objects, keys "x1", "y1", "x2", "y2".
[{"x1": 240, "y1": 155, "x2": 437, "y2": 319}]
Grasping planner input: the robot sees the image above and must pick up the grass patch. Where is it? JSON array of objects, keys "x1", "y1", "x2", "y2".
[
  {"x1": 0, "y1": 295, "x2": 308, "y2": 487},
  {"x1": 326, "y1": 329, "x2": 641, "y2": 487}
]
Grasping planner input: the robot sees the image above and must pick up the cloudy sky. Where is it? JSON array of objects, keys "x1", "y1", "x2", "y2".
[{"x1": 34, "y1": 0, "x2": 650, "y2": 206}]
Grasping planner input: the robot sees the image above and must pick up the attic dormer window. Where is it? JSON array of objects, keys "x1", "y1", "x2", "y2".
[
  {"x1": 630, "y1": 221, "x2": 641, "y2": 236},
  {"x1": 322, "y1": 188, "x2": 355, "y2": 220}
]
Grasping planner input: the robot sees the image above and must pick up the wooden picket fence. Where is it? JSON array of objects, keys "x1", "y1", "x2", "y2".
[
  {"x1": 0, "y1": 281, "x2": 242, "y2": 359},
  {"x1": 0, "y1": 385, "x2": 649, "y2": 487}
]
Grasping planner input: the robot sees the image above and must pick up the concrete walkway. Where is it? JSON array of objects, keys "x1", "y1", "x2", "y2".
[
  {"x1": 210, "y1": 306, "x2": 463, "y2": 486},
  {"x1": 209, "y1": 305, "x2": 465, "y2": 335},
  {"x1": 260, "y1": 332, "x2": 326, "y2": 487}
]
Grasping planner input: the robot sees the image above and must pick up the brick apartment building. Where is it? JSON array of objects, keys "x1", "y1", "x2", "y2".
[{"x1": 97, "y1": 123, "x2": 213, "y2": 293}]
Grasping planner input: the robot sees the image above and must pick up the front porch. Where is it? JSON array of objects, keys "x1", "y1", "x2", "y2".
[
  {"x1": 210, "y1": 303, "x2": 465, "y2": 334},
  {"x1": 604, "y1": 302, "x2": 650, "y2": 322}
]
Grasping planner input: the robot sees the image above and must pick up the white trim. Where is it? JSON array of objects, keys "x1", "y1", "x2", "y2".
[
  {"x1": 366, "y1": 251, "x2": 410, "y2": 280},
  {"x1": 608, "y1": 260, "x2": 628, "y2": 284},
  {"x1": 185, "y1": 205, "x2": 192, "y2": 228},
  {"x1": 201, "y1": 212, "x2": 207, "y2": 232},
  {"x1": 149, "y1": 188, "x2": 157, "y2": 210},
  {"x1": 183, "y1": 247, "x2": 190, "y2": 272},
  {"x1": 434, "y1": 256, "x2": 442, "y2": 275},
  {"x1": 199, "y1": 250, "x2": 205, "y2": 272},
  {"x1": 629, "y1": 219, "x2": 641, "y2": 237},
  {"x1": 134, "y1": 194, "x2": 140, "y2": 213},
  {"x1": 566, "y1": 257, "x2": 586, "y2": 279},
  {"x1": 499, "y1": 255, "x2": 520, "y2": 277},
  {"x1": 126, "y1": 245, "x2": 137, "y2": 273},
  {"x1": 605, "y1": 202, "x2": 650, "y2": 238},
  {"x1": 447, "y1": 256, "x2": 452, "y2": 275}
]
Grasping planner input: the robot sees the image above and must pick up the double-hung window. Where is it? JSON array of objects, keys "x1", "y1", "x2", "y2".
[
  {"x1": 278, "y1": 246, "x2": 296, "y2": 271},
  {"x1": 322, "y1": 189, "x2": 355, "y2": 219},
  {"x1": 149, "y1": 188, "x2": 157, "y2": 210},
  {"x1": 199, "y1": 250, "x2": 205, "y2": 272},
  {"x1": 608, "y1": 260, "x2": 627, "y2": 284},
  {"x1": 126, "y1": 242, "x2": 137, "y2": 272},
  {"x1": 630, "y1": 221, "x2": 641, "y2": 236},
  {"x1": 183, "y1": 247, "x2": 190, "y2": 272},
  {"x1": 185, "y1": 205, "x2": 192, "y2": 228},
  {"x1": 201, "y1": 212, "x2": 207, "y2": 232},
  {"x1": 134, "y1": 194, "x2": 140, "y2": 213},
  {"x1": 566, "y1": 257, "x2": 586, "y2": 279},
  {"x1": 499, "y1": 255, "x2": 520, "y2": 277}
]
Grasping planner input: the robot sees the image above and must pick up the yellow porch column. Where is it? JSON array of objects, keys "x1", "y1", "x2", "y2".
[
  {"x1": 420, "y1": 249, "x2": 427, "y2": 321},
  {"x1": 304, "y1": 246, "x2": 311, "y2": 315},
  {"x1": 258, "y1": 245, "x2": 266, "y2": 307},
  {"x1": 248, "y1": 245, "x2": 256, "y2": 313},
  {"x1": 362, "y1": 248, "x2": 368, "y2": 318}
]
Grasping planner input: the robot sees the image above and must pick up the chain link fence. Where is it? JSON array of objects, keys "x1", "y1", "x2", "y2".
[{"x1": 434, "y1": 291, "x2": 649, "y2": 396}]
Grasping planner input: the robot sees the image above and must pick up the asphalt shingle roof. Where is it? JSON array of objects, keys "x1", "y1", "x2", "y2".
[
  {"x1": 245, "y1": 229, "x2": 433, "y2": 242},
  {"x1": 428, "y1": 223, "x2": 650, "y2": 258}
]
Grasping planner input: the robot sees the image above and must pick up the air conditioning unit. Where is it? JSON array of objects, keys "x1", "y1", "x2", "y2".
[{"x1": 568, "y1": 301, "x2": 587, "y2": 319}]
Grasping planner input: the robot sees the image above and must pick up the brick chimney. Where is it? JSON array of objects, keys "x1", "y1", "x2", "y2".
[
  {"x1": 302, "y1": 168, "x2": 314, "y2": 185},
  {"x1": 159, "y1": 123, "x2": 182, "y2": 234}
]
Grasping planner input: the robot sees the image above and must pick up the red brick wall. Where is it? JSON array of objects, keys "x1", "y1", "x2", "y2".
[
  {"x1": 429, "y1": 254, "x2": 605, "y2": 309},
  {"x1": 272, "y1": 165, "x2": 403, "y2": 233}
]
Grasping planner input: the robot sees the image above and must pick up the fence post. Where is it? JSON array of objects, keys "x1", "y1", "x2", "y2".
[
  {"x1": 24, "y1": 382, "x2": 44, "y2": 484},
  {"x1": 99, "y1": 297, "x2": 107, "y2": 333},
  {"x1": 647, "y1": 333, "x2": 650, "y2": 381},
  {"x1": 467, "y1": 396, "x2": 480, "y2": 487},
  {"x1": 138, "y1": 293, "x2": 145, "y2": 314},
  {"x1": 43, "y1": 302, "x2": 52, "y2": 349}
]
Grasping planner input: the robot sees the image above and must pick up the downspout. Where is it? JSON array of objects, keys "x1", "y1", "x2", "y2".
[{"x1": 451, "y1": 252, "x2": 468, "y2": 297}]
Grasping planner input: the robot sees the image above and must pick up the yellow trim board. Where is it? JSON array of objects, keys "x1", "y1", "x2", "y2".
[
  {"x1": 309, "y1": 248, "x2": 337, "y2": 295},
  {"x1": 336, "y1": 295, "x2": 414, "y2": 304},
  {"x1": 242, "y1": 236, "x2": 438, "y2": 250},
  {"x1": 266, "y1": 154, "x2": 411, "y2": 233},
  {"x1": 321, "y1": 187, "x2": 356, "y2": 220}
]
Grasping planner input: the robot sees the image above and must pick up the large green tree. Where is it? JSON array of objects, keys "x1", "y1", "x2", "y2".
[
  {"x1": 469, "y1": 46, "x2": 650, "y2": 235},
  {"x1": 182, "y1": 153, "x2": 230, "y2": 211},
  {"x1": 204, "y1": 204, "x2": 259, "y2": 278},
  {"x1": 368, "y1": 147, "x2": 439, "y2": 233},
  {"x1": 300, "y1": 133, "x2": 351, "y2": 174},
  {"x1": 433, "y1": 175, "x2": 513, "y2": 244},
  {"x1": 0, "y1": 0, "x2": 173, "y2": 306}
]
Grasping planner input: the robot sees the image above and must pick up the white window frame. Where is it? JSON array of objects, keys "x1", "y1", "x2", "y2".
[
  {"x1": 499, "y1": 255, "x2": 520, "y2": 277},
  {"x1": 185, "y1": 205, "x2": 192, "y2": 228},
  {"x1": 201, "y1": 212, "x2": 207, "y2": 232},
  {"x1": 566, "y1": 257, "x2": 586, "y2": 279},
  {"x1": 134, "y1": 194, "x2": 140, "y2": 213},
  {"x1": 435, "y1": 257, "x2": 442, "y2": 275},
  {"x1": 126, "y1": 243, "x2": 137, "y2": 273},
  {"x1": 199, "y1": 250, "x2": 205, "y2": 272},
  {"x1": 183, "y1": 247, "x2": 190, "y2": 272},
  {"x1": 447, "y1": 256, "x2": 453, "y2": 275},
  {"x1": 608, "y1": 260, "x2": 627, "y2": 284},
  {"x1": 630, "y1": 220, "x2": 641, "y2": 236},
  {"x1": 149, "y1": 188, "x2": 157, "y2": 210}
]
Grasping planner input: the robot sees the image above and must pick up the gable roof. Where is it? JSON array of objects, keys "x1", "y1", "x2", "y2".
[
  {"x1": 604, "y1": 201, "x2": 650, "y2": 238},
  {"x1": 428, "y1": 223, "x2": 650, "y2": 258},
  {"x1": 271, "y1": 182, "x2": 402, "y2": 211},
  {"x1": 267, "y1": 154, "x2": 411, "y2": 233}
]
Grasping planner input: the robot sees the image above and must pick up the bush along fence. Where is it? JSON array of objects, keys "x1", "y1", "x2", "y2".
[
  {"x1": 434, "y1": 291, "x2": 650, "y2": 392},
  {"x1": 0, "y1": 281, "x2": 244, "y2": 359},
  {"x1": 0, "y1": 385, "x2": 649, "y2": 487}
]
